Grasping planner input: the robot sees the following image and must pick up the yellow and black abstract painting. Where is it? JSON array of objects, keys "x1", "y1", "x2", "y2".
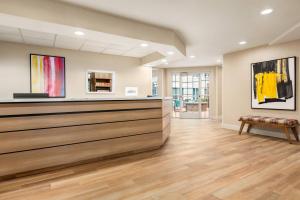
[{"x1": 251, "y1": 57, "x2": 296, "y2": 110}]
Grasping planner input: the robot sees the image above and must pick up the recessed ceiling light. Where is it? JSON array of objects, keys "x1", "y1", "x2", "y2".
[
  {"x1": 161, "y1": 59, "x2": 168, "y2": 63},
  {"x1": 261, "y1": 8, "x2": 273, "y2": 15},
  {"x1": 74, "y1": 31, "x2": 85, "y2": 36},
  {"x1": 167, "y1": 51, "x2": 174, "y2": 55},
  {"x1": 217, "y1": 59, "x2": 221, "y2": 63},
  {"x1": 140, "y1": 43, "x2": 149, "y2": 47},
  {"x1": 239, "y1": 41, "x2": 247, "y2": 45},
  {"x1": 189, "y1": 55, "x2": 195, "y2": 59}
]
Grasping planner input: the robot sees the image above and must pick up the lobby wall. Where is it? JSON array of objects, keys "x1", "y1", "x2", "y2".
[
  {"x1": 0, "y1": 41, "x2": 152, "y2": 99},
  {"x1": 222, "y1": 39, "x2": 300, "y2": 138}
]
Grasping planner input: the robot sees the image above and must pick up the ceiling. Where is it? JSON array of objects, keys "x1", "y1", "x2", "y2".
[
  {"x1": 0, "y1": 25, "x2": 156, "y2": 57},
  {"x1": 0, "y1": 8, "x2": 185, "y2": 67},
  {"x1": 60, "y1": 0, "x2": 300, "y2": 67}
]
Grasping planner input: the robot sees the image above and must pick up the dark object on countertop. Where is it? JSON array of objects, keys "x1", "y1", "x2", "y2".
[{"x1": 13, "y1": 93, "x2": 49, "y2": 99}]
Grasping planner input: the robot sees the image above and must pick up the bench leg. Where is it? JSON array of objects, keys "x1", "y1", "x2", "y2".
[
  {"x1": 291, "y1": 127, "x2": 299, "y2": 142},
  {"x1": 247, "y1": 124, "x2": 252, "y2": 133},
  {"x1": 239, "y1": 122, "x2": 246, "y2": 135},
  {"x1": 283, "y1": 127, "x2": 292, "y2": 144}
]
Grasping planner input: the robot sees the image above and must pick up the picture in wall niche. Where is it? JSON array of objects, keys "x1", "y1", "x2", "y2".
[
  {"x1": 86, "y1": 70, "x2": 115, "y2": 93},
  {"x1": 251, "y1": 57, "x2": 296, "y2": 110},
  {"x1": 30, "y1": 54, "x2": 65, "y2": 97}
]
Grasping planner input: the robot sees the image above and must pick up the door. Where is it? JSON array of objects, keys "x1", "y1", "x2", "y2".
[
  {"x1": 199, "y1": 73, "x2": 210, "y2": 118},
  {"x1": 171, "y1": 72, "x2": 210, "y2": 119}
]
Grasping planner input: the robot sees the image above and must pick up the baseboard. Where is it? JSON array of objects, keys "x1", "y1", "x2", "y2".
[
  {"x1": 221, "y1": 123, "x2": 239, "y2": 130},
  {"x1": 214, "y1": 115, "x2": 222, "y2": 121},
  {"x1": 221, "y1": 123, "x2": 286, "y2": 139}
]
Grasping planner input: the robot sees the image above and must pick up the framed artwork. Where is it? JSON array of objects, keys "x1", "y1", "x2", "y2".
[
  {"x1": 125, "y1": 87, "x2": 138, "y2": 96},
  {"x1": 86, "y1": 70, "x2": 115, "y2": 94},
  {"x1": 30, "y1": 54, "x2": 66, "y2": 98},
  {"x1": 251, "y1": 56, "x2": 296, "y2": 110}
]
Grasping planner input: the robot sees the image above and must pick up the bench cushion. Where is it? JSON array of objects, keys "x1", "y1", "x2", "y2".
[{"x1": 239, "y1": 115, "x2": 299, "y2": 126}]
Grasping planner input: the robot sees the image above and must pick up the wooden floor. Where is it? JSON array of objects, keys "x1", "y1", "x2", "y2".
[{"x1": 0, "y1": 119, "x2": 300, "y2": 200}]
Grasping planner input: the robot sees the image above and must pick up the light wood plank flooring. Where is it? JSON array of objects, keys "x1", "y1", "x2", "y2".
[{"x1": 0, "y1": 119, "x2": 300, "y2": 200}]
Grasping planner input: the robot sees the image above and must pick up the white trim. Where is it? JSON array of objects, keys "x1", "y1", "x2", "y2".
[
  {"x1": 221, "y1": 123, "x2": 239, "y2": 130},
  {"x1": 250, "y1": 129, "x2": 286, "y2": 139},
  {"x1": 221, "y1": 123, "x2": 286, "y2": 139},
  {"x1": 209, "y1": 115, "x2": 221, "y2": 121},
  {"x1": 215, "y1": 115, "x2": 222, "y2": 121}
]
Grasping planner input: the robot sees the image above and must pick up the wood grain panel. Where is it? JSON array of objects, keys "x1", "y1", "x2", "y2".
[
  {"x1": 0, "y1": 109, "x2": 162, "y2": 132},
  {"x1": 162, "y1": 99, "x2": 172, "y2": 117},
  {"x1": 0, "y1": 99, "x2": 170, "y2": 178},
  {"x1": 0, "y1": 100, "x2": 162, "y2": 116},
  {"x1": 162, "y1": 114, "x2": 171, "y2": 130},
  {"x1": 0, "y1": 132, "x2": 162, "y2": 177},
  {"x1": 0, "y1": 119, "x2": 162, "y2": 154},
  {"x1": 162, "y1": 124, "x2": 171, "y2": 144}
]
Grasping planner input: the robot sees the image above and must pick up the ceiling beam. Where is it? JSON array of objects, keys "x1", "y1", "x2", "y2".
[{"x1": 141, "y1": 52, "x2": 165, "y2": 66}]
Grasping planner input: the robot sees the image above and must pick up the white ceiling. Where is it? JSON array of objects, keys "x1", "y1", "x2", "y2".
[
  {"x1": 0, "y1": 25, "x2": 157, "y2": 57},
  {"x1": 61, "y1": 0, "x2": 300, "y2": 67}
]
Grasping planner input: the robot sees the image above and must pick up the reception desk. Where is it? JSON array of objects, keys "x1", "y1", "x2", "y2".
[{"x1": 0, "y1": 98, "x2": 171, "y2": 179}]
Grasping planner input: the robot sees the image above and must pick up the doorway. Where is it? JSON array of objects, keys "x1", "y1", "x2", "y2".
[{"x1": 172, "y1": 72, "x2": 209, "y2": 119}]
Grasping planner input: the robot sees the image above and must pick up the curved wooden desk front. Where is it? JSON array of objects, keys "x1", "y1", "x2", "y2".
[{"x1": 0, "y1": 98, "x2": 171, "y2": 179}]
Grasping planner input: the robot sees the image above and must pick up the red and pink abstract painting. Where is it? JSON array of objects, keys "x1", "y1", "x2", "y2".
[{"x1": 30, "y1": 54, "x2": 65, "y2": 97}]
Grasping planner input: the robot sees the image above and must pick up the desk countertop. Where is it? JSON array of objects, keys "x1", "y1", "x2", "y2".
[{"x1": 0, "y1": 97, "x2": 167, "y2": 104}]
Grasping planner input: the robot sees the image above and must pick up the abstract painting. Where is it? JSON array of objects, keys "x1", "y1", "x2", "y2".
[
  {"x1": 30, "y1": 54, "x2": 65, "y2": 98},
  {"x1": 251, "y1": 57, "x2": 296, "y2": 110}
]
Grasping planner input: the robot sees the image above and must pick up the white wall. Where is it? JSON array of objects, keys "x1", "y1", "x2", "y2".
[
  {"x1": 223, "y1": 39, "x2": 300, "y2": 138},
  {"x1": 0, "y1": 41, "x2": 152, "y2": 99},
  {"x1": 216, "y1": 66, "x2": 222, "y2": 119}
]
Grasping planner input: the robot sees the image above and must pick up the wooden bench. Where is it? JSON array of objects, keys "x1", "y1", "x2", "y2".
[{"x1": 238, "y1": 116, "x2": 299, "y2": 144}]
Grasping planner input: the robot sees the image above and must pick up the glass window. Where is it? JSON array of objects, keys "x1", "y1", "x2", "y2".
[
  {"x1": 172, "y1": 72, "x2": 209, "y2": 115},
  {"x1": 181, "y1": 75, "x2": 187, "y2": 82},
  {"x1": 172, "y1": 73, "x2": 181, "y2": 100},
  {"x1": 193, "y1": 76, "x2": 199, "y2": 82},
  {"x1": 152, "y1": 76, "x2": 158, "y2": 97}
]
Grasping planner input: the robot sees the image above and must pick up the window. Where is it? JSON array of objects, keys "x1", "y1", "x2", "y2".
[
  {"x1": 180, "y1": 73, "x2": 199, "y2": 102},
  {"x1": 172, "y1": 73, "x2": 180, "y2": 100},
  {"x1": 171, "y1": 72, "x2": 210, "y2": 118},
  {"x1": 200, "y1": 73, "x2": 209, "y2": 103},
  {"x1": 152, "y1": 76, "x2": 158, "y2": 96}
]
